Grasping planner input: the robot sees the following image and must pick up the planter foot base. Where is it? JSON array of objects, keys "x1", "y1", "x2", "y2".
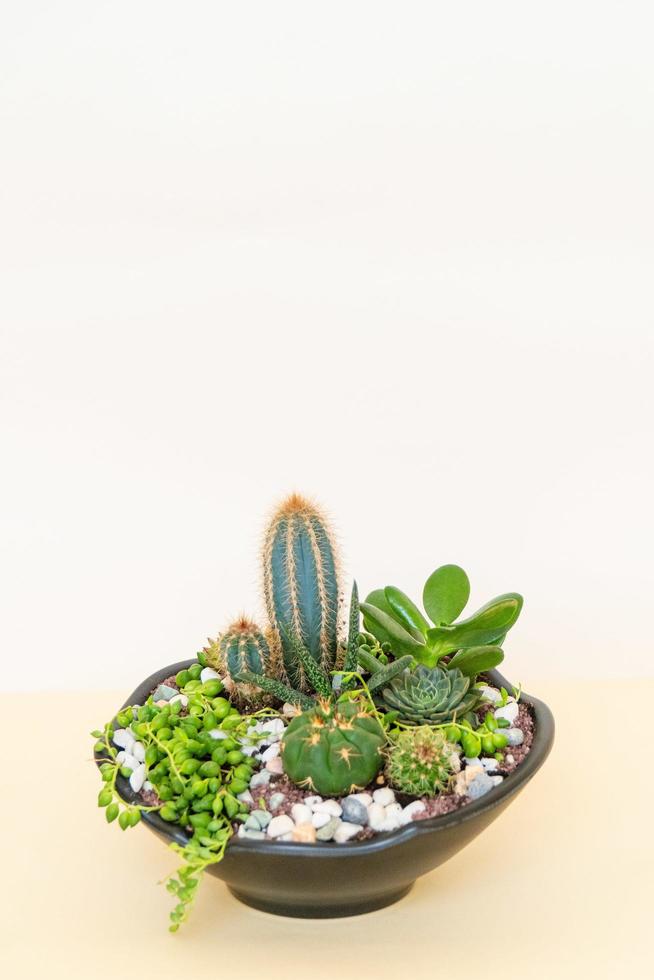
[{"x1": 227, "y1": 883, "x2": 414, "y2": 918}]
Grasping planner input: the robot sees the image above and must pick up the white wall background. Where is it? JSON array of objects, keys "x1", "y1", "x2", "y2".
[{"x1": 1, "y1": 1, "x2": 652, "y2": 690}]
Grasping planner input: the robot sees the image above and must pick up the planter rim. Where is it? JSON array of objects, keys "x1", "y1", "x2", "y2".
[{"x1": 110, "y1": 660, "x2": 555, "y2": 858}]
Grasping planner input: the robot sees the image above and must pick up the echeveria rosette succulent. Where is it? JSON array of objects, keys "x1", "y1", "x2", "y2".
[
  {"x1": 377, "y1": 664, "x2": 485, "y2": 726},
  {"x1": 360, "y1": 564, "x2": 523, "y2": 674}
]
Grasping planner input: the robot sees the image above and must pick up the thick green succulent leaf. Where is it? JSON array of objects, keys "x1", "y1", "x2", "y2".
[
  {"x1": 344, "y1": 581, "x2": 361, "y2": 674},
  {"x1": 235, "y1": 672, "x2": 315, "y2": 710},
  {"x1": 447, "y1": 645, "x2": 504, "y2": 678},
  {"x1": 363, "y1": 589, "x2": 396, "y2": 618},
  {"x1": 422, "y1": 565, "x2": 470, "y2": 626},
  {"x1": 356, "y1": 647, "x2": 384, "y2": 675},
  {"x1": 360, "y1": 602, "x2": 427, "y2": 658},
  {"x1": 427, "y1": 593, "x2": 523, "y2": 656},
  {"x1": 366, "y1": 655, "x2": 415, "y2": 694},
  {"x1": 384, "y1": 586, "x2": 430, "y2": 639}
]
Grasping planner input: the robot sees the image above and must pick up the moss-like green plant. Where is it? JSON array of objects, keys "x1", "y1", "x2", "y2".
[
  {"x1": 281, "y1": 699, "x2": 386, "y2": 796},
  {"x1": 385, "y1": 727, "x2": 459, "y2": 797},
  {"x1": 361, "y1": 564, "x2": 522, "y2": 673}
]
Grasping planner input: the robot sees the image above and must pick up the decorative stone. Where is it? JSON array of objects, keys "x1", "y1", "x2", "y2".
[
  {"x1": 399, "y1": 800, "x2": 426, "y2": 825},
  {"x1": 169, "y1": 694, "x2": 189, "y2": 708},
  {"x1": 341, "y1": 797, "x2": 368, "y2": 825},
  {"x1": 237, "y1": 790, "x2": 254, "y2": 805},
  {"x1": 291, "y1": 803, "x2": 313, "y2": 825},
  {"x1": 200, "y1": 667, "x2": 221, "y2": 683},
  {"x1": 334, "y1": 822, "x2": 362, "y2": 843},
  {"x1": 311, "y1": 811, "x2": 332, "y2": 829},
  {"x1": 313, "y1": 800, "x2": 342, "y2": 818},
  {"x1": 479, "y1": 685, "x2": 503, "y2": 704},
  {"x1": 504, "y1": 727, "x2": 524, "y2": 746},
  {"x1": 466, "y1": 771, "x2": 494, "y2": 800},
  {"x1": 481, "y1": 757, "x2": 500, "y2": 773},
  {"x1": 304, "y1": 796, "x2": 323, "y2": 808},
  {"x1": 506, "y1": 754, "x2": 515, "y2": 765},
  {"x1": 208, "y1": 728, "x2": 229, "y2": 739},
  {"x1": 260, "y1": 718, "x2": 285, "y2": 737},
  {"x1": 494, "y1": 701, "x2": 519, "y2": 725},
  {"x1": 367, "y1": 803, "x2": 387, "y2": 832},
  {"x1": 129, "y1": 765, "x2": 146, "y2": 793},
  {"x1": 132, "y1": 742, "x2": 146, "y2": 763},
  {"x1": 490, "y1": 775, "x2": 504, "y2": 787},
  {"x1": 246, "y1": 810, "x2": 272, "y2": 830},
  {"x1": 250, "y1": 770, "x2": 272, "y2": 789},
  {"x1": 282, "y1": 702, "x2": 301, "y2": 718},
  {"x1": 383, "y1": 803, "x2": 403, "y2": 831},
  {"x1": 348, "y1": 792, "x2": 373, "y2": 807},
  {"x1": 315, "y1": 817, "x2": 341, "y2": 841},
  {"x1": 265, "y1": 756, "x2": 284, "y2": 774},
  {"x1": 292, "y1": 822, "x2": 316, "y2": 843},
  {"x1": 261, "y1": 743, "x2": 281, "y2": 763},
  {"x1": 267, "y1": 814, "x2": 295, "y2": 838},
  {"x1": 268, "y1": 793, "x2": 286, "y2": 811},
  {"x1": 238, "y1": 827, "x2": 266, "y2": 840},
  {"x1": 372, "y1": 787, "x2": 396, "y2": 807},
  {"x1": 464, "y1": 758, "x2": 484, "y2": 770},
  {"x1": 152, "y1": 684, "x2": 178, "y2": 702},
  {"x1": 112, "y1": 729, "x2": 134, "y2": 750}
]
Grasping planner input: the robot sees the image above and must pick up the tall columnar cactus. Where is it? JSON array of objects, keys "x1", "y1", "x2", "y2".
[{"x1": 262, "y1": 494, "x2": 341, "y2": 692}]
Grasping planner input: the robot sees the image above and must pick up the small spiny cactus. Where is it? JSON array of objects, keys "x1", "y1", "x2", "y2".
[
  {"x1": 204, "y1": 617, "x2": 278, "y2": 705},
  {"x1": 281, "y1": 700, "x2": 386, "y2": 796},
  {"x1": 262, "y1": 494, "x2": 341, "y2": 692},
  {"x1": 385, "y1": 727, "x2": 460, "y2": 797}
]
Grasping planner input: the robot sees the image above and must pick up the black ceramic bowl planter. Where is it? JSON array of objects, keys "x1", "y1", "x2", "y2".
[{"x1": 112, "y1": 659, "x2": 555, "y2": 919}]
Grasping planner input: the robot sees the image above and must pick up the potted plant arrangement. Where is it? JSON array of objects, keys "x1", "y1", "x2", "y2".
[{"x1": 92, "y1": 494, "x2": 554, "y2": 929}]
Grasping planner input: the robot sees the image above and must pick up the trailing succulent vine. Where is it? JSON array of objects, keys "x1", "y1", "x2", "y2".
[{"x1": 91, "y1": 492, "x2": 529, "y2": 934}]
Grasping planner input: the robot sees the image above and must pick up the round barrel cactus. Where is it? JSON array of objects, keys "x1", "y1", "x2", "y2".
[{"x1": 281, "y1": 701, "x2": 386, "y2": 796}]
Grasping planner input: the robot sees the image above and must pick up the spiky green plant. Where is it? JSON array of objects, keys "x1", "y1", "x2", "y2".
[
  {"x1": 203, "y1": 617, "x2": 280, "y2": 704},
  {"x1": 281, "y1": 699, "x2": 386, "y2": 796},
  {"x1": 385, "y1": 727, "x2": 459, "y2": 797},
  {"x1": 262, "y1": 494, "x2": 340, "y2": 690},
  {"x1": 377, "y1": 664, "x2": 484, "y2": 725}
]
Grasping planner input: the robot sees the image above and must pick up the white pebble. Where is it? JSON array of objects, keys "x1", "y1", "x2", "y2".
[
  {"x1": 372, "y1": 787, "x2": 396, "y2": 807},
  {"x1": 143, "y1": 780, "x2": 153, "y2": 791},
  {"x1": 208, "y1": 728, "x2": 229, "y2": 740},
  {"x1": 129, "y1": 765, "x2": 146, "y2": 793},
  {"x1": 481, "y1": 757, "x2": 500, "y2": 773},
  {"x1": 260, "y1": 743, "x2": 281, "y2": 762},
  {"x1": 311, "y1": 811, "x2": 332, "y2": 829},
  {"x1": 291, "y1": 804, "x2": 313, "y2": 825},
  {"x1": 237, "y1": 790, "x2": 254, "y2": 805},
  {"x1": 491, "y1": 775, "x2": 504, "y2": 786},
  {"x1": 115, "y1": 750, "x2": 127, "y2": 765},
  {"x1": 383, "y1": 803, "x2": 403, "y2": 831},
  {"x1": 348, "y1": 792, "x2": 373, "y2": 807},
  {"x1": 169, "y1": 694, "x2": 189, "y2": 708},
  {"x1": 313, "y1": 800, "x2": 342, "y2": 817},
  {"x1": 334, "y1": 822, "x2": 363, "y2": 843},
  {"x1": 260, "y1": 718, "x2": 285, "y2": 736},
  {"x1": 506, "y1": 754, "x2": 515, "y2": 765},
  {"x1": 200, "y1": 666, "x2": 221, "y2": 682},
  {"x1": 494, "y1": 702, "x2": 519, "y2": 725},
  {"x1": 367, "y1": 803, "x2": 387, "y2": 832},
  {"x1": 240, "y1": 744, "x2": 259, "y2": 757},
  {"x1": 505, "y1": 727, "x2": 524, "y2": 746},
  {"x1": 121, "y1": 752, "x2": 137, "y2": 771},
  {"x1": 267, "y1": 815, "x2": 295, "y2": 838},
  {"x1": 250, "y1": 770, "x2": 272, "y2": 789},
  {"x1": 112, "y1": 729, "x2": 134, "y2": 750},
  {"x1": 304, "y1": 795, "x2": 323, "y2": 808},
  {"x1": 278, "y1": 832, "x2": 294, "y2": 841},
  {"x1": 479, "y1": 685, "x2": 503, "y2": 704},
  {"x1": 132, "y1": 742, "x2": 145, "y2": 763},
  {"x1": 464, "y1": 758, "x2": 485, "y2": 771},
  {"x1": 399, "y1": 800, "x2": 426, "y2": 825},
  {"x1": 265, "y1": 756, "x2": 284, "y2": 774}
]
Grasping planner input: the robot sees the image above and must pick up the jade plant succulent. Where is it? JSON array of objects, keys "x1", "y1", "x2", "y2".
[
  {"x1": 281, "y1": 699, "x2": 386, "y2": 796},
  {"x1": 361, "y1": 564, "x2": 523, "y2": 673},
  {"x1": 385, "y1": 727, "x2": 460, "y2": 797},
  {"x1": 377, "y1": 664, "x2": 484, "y2": 725}
]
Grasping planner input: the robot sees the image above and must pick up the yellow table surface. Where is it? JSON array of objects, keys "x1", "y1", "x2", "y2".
[{"x1": 1, "y1": 681, "x2": 651, "y2": 979}]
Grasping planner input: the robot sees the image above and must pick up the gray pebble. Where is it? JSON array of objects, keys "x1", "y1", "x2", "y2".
[
  {"x1": 504, "y1": 727, "x2": 524, "y2": 746},
  {"x1": 239, "y1": 828, "x2": 266, "y2": 840},
  {"x1": 341, "y1": 797, "x2": 369, "y2": 825},
  {"x1": 245, "y1": 809, "x2": 272, "y2": 830},
  {"x1": 250, "y1": 770, "x2": 272, "y2": 789},
  {"x1": 268, "y1": 792, "x2": 286, "y2": 811},
  {"x1": 152, "y1": 684, "x2": 178, "y2": 701},
  {"x1": 316, "y1": 817, "x2": 341, "y2": 841},
  {"x1": 466, "y1": 771, "x2": 495, "y2": 800}
]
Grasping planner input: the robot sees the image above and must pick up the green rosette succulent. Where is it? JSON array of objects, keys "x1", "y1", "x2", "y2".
[
  {"x1": 377, "y1": 664, "x2": 484, "y2": 725},
  {"x1": 281, "y1": 700, "x2": 386, "y2": 796}
]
